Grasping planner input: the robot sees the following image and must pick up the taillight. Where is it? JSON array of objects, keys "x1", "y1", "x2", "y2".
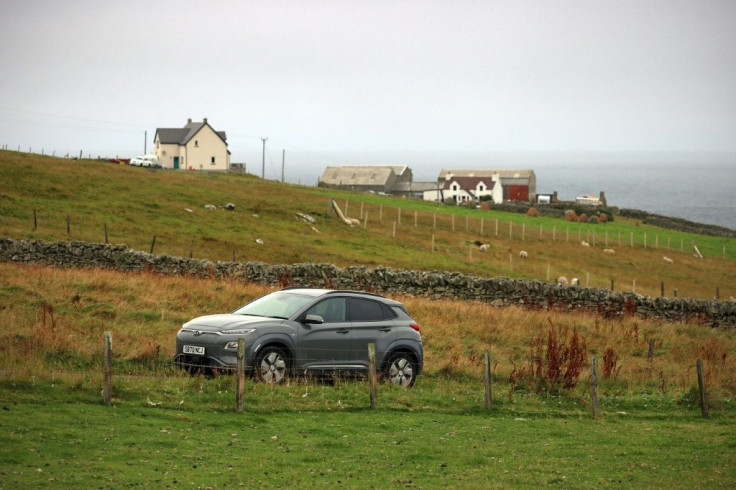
[{"x1": 410, "y1": 323, "x2": 420, "y2": 332}]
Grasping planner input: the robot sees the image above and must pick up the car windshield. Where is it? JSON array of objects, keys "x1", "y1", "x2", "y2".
[{"x1": 233, "y1": 292, "x2": 315, "y2": 319}]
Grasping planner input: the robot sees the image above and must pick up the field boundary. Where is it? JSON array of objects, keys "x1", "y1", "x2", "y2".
[{"x1": 2, "y1": 237, "x2": 734, "y2": 326}]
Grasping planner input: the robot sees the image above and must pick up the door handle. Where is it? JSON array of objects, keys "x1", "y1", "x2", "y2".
[
  {"x1": 336, "y1": 329, "x2": 350, "y2": 334},
  {"x1": 378, "y1": 328, "x2": 391, "y2": 332}
]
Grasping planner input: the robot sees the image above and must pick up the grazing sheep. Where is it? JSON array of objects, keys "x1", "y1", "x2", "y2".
[
  {"x1": 479, "y1": 243, "x2": 490, "y2": 252},
  {"x1": 603, "y1": 248, "x2": 615, "y2": 254},
  {"x1": 519, "y1": 250, "x2": 528, "y2": 259},
  {"x1": 581, "y1": 241, "x2": 590, "y2": 247},
  {"x1": 663, "y1": 256, "x2": 674, "y2": 264},
  {"x1": 571, "y1": 277, "x2": 580, "y2": 286},
  {"x1": 204, "y1": 204, "x2": 217, "y2": 210},
  {"x1": 557, "y1": 276, "x2": 569, "y2": 285}
]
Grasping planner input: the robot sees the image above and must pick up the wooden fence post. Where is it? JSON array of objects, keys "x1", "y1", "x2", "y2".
[
  {"x1": 368, "y1": 343, "x2": 377, "y2": 409},
  {"x1": 104, "y1": 223, "x2": 108, "y2": 244},
  {"x1": 484, "y1": 350, "x2": 493, "y2": 411},
  {"x1": 150, "y1": 235, "x2": 156, "y2": 254},
  {"x1": 103, "y1": 331, "x2": 112, "y2": 406},
  {"x1": 696, "y1": 359, "x2": 709, "y2": 418},
  {"x1": 33, "y1": 209, "x2": 38, "y2": 231},
  {"x1": 66, "y1": 215, "x2": 71, "y2": 236},
  {"x1": 236, "y1": 338, "x2": 246, "y2": 413},
  {"x1": 591, "y1": 356, "x2": 599, "y2": 418}
]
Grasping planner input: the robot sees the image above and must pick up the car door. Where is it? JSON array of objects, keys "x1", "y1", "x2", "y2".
[
  {"x1": 296, "y1": 296, "x2": 351, "y2": 372},
  {"x1": 348, "y1": 297, "x2": 397, "y2": 368}
]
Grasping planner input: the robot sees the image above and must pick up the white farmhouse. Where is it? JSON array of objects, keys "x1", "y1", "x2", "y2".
[{"x1": 154, "y1": 118, "x2": 230, "y2": 171}]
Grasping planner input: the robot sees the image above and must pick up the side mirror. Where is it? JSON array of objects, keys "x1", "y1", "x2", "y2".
[{"x1": 303, "y1": 314, "x2": 324, "y2": 325}]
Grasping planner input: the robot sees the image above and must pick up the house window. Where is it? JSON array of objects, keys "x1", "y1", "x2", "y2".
[
  {"x1": 195, "y1": 140, "x2": 199, "y2": 147},
  {"x1": 162, "y1": 150, "x2": 167, "y2": 156},
  {"x1": 452, "y1": 184, "x2": 458, "y2": 191},
  {"x1": 211, "y1": 156, "x2": 216, "y2": 165},
  {"x1": 479, "y1": 184, "x2": 484, "y2": 191}
]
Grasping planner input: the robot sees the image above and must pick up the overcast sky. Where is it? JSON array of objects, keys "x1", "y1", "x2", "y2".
[{"x1": 2, "y1": 0, "x2": 735, "y2": 174}]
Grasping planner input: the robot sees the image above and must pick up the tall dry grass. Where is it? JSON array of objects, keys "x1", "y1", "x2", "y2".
[{"x1": 1, "y1": 262, "x2": 734, "y2": 398}]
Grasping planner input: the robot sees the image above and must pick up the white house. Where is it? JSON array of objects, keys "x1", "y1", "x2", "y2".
[
  {"x1": 154, "y1": 118, "x2": 230, "y2": 171},
  {"x1": 427, "y1": 169, "x2": 536, "y2": 204},
  {"x1": 425, "y1": 176, "x2": 498, "y2": 204}
]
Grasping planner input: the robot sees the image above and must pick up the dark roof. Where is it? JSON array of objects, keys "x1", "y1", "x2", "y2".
[
  {"x1": 155, "y1": 120, "x2": 227, "y2": 146},
  {"x1": 442, "y1": 176, "x2": 495, "y2": 190}
]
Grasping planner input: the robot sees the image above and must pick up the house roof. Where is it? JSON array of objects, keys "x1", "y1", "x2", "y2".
[
  {"x1": 439, "y1": 168, "x2": 535, "y2": 180},
  {"x1": 319, "y1": 166, "x2": 396, "y2": 186},
  {"x1": 155, "y1": 119, "x2": 227, "y2": 146},
  {"x1": 443, "y1": 176, "x2": 496, "y2": 190}
]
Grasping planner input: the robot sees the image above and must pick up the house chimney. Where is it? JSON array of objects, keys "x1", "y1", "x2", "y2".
[
  {"x1": 203, "y1": 117, "x2": 208, "y2": 124},
  {"x1": 187, "y1": 118, "x2": 192, "y2": 124}
]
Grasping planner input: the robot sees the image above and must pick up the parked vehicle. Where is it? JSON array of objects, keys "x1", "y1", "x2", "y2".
[
  {"x1": 174, "y1": 288, "x2": 423, "y2": 387},
  {"x1": 130, "y1": 154, "x2": 161, "y2": 168}
]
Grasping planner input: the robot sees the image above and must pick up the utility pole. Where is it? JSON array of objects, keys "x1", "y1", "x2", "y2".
[
  {"x1": 281, "y1": 149, "x2": 285, "y2": 183},
  {"x1": 261, "y1": 137, "x2": 268, "y2": 179},
  {"x1": 144, "y1": 130, "x2": 147, "y2": 154}
]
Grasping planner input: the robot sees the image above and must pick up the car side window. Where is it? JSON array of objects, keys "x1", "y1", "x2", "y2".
[
  {"x1": 305, "y1": 297, "x2": 346, "y2": 323},
  {"x1": 349, "y1": 298, "x2": 384, "y2": 322}
]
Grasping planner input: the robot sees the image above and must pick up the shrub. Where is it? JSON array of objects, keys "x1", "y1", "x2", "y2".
[
  {"x1": 579, "y1": 213, "x2": 588, "y2": 223},
  {"x1": 526, "y1": 207, "x2": 539, "y2": 217},
  {"x1": 589, "y1": 215, "x2": 599, "y2": 224},
  {"x1": 565, "y1": 210, "x2": 578, "y2": 222},
  {"x1": 597, "y1": 212, "x2": 608, "y2": 223}
]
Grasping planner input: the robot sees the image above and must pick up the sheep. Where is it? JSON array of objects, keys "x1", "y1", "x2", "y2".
[
  {"x1": 557, "y1": 276, "x2": 569, "y2": 285},
  {"x1": 519, "y1": 250, "x2": 528, "y2": 259},
  {"x1": 603, "y1": 248, "x2": 615, "y2": 254},
  {"x1": 479, "y1": 243, "x2": 490, "y2": 252},
  {"x1": 663, "y1": 256, "x2": 674, "y2": 264},
  {"x1": 571, "y1": 277, "x2": 580, "y2": 286},
  {"x1": 581, "y1": 241, "x2": 590, "y2": 247}
]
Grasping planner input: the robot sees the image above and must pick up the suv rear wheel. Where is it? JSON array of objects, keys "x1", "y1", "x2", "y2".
[{"x1": 385, "y1": 352, "x2": 417, "y2": 387}]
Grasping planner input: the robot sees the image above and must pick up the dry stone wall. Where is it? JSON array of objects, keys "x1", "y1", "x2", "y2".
[{"x1": 2, "y1": 238, "x2": 734, "y2": 327}]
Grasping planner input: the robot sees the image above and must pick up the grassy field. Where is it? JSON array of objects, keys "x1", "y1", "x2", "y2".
[
  {"x1": 2, "y1": 378, "x2": 735, "y2": 488},
  {"x1": 2, "y1": 152, "x2": 736, "y2": 487},
  {"x1": 1, "y1": 150, "x2": 734, "y2": 300}
]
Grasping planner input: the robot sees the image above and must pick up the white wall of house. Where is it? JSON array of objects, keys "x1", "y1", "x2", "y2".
[
  {"x1": 183, "y1": 125, "x2": 229, "y2": 171},
  {"x1": 153, "y1": 139, "x2": 181, "y2": 169}
]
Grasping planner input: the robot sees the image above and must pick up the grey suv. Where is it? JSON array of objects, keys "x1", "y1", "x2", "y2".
[{"x1": 174, "y1": 288, "x2": 423, "y2": 387}]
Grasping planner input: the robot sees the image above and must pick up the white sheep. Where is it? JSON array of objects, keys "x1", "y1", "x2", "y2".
[
  {"x1": 571, "y1": 277, "x2": 580, "y2": 286},
  {"x1": 663, "y1": 256, "x2": 674, "y2": 264},
  {"x1": 519, "y1": 250, "x2": 528, "y2": 259},
  {"x1": 603, "y1": 248, "x2": 615, "y2": 254},
  {"x1": 557, "y1": 276, "x2": 569, "y2": 285},
  {"x1": 479, "y1": 243, "x2": 490, "y2": 252},
  {"x1": 581, "y1": 241, "x2": 590, "y2": 247}
]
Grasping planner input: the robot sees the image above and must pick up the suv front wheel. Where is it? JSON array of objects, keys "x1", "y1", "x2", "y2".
[
  {"x1": 385, "y1": 352, "x2": 417, "y2": 387},
  {"x1": 255, "y1": 346, "x2": 289, "y2": 384}
]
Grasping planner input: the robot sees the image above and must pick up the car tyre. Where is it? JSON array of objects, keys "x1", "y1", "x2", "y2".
[
  {"x1": 385, "y1": 352, "x2": 417, "y2": 388},
  {"x1": 255, "y1": 346, "x2": 289, "y2": 384}
]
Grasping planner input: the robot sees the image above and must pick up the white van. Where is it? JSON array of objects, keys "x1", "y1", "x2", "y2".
[{"x1": 130, "y1": 154, "x2": 161, "y2": 168}]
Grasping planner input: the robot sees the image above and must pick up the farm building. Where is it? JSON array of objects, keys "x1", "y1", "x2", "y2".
[
  {"x1": 154, "y1": 118, "x2": 230, "y2": 171},
  {"x1": 318, "y1": 165, "x2": 413, "y2": 194},
  {"x1": 425, "y1": 169, "x2": 537, "y2": 204}
]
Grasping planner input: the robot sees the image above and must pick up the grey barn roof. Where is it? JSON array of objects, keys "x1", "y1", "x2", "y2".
[
  {"x1": 320, "y1": 166, "x2": 395, "y2": 186},
  {"x1": 439, "y1": 168, "x2": 535, "y2": 180}
]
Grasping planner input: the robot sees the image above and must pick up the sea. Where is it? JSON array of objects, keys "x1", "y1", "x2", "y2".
[{"x1": 238, "y1": 151, "x2": 736, "y2": 231}]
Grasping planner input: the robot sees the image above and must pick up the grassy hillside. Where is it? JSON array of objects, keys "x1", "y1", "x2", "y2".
[
  {"x1": 1, "y1": 149, "x2": 735, "y2": 300},
  {"x1": 2, "y1": 151, "x2": 735, "y2": 488}
]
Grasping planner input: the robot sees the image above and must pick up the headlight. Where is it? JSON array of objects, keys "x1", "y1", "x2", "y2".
[{"x1": 221, "y1": 328, "x2": 256, "y2": 335}]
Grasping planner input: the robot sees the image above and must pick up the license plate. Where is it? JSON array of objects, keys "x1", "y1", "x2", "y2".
[{"x1": 183, "y1": 345, "x2": 205, "y2": 355}]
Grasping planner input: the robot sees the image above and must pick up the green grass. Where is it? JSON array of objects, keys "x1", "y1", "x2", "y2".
[
  {"x1": 1, "y1": 150, "x2": 735, "y2": 299},
  {"x1": 1, "y1": 375, "x2": 734, "y2": 488}
]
